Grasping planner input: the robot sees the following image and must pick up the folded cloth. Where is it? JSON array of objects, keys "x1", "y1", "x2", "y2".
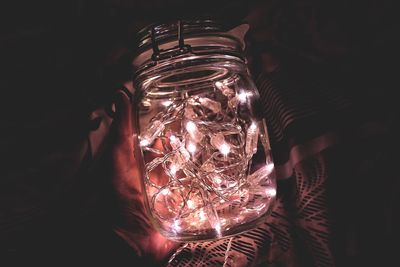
[{"x1": 165, "y1": 49, "x2": 395, "y2": 267}]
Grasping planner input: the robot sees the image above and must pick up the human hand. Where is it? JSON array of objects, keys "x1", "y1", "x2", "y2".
[{"x1": 110, "y1": 87, "x2": 178, "y2": 263}]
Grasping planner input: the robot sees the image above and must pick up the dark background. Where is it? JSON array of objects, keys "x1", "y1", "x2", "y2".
[{"x1": 1, "y1": 0, "x2": 399, "y2": 266}]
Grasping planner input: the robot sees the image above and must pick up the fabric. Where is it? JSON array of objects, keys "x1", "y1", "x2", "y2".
[{"x1": 160, "y1": 51, "x2": 396, "y2": 266}]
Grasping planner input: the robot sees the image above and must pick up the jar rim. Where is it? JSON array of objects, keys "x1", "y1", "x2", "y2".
[{"x1": 132, "y1": 19, "x2": 246, "y2": 68}]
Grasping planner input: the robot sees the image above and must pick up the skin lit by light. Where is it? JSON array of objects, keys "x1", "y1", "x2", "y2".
[
  {"x1": 219, "y1": 143, "x2": 230, "y2": 156},
  {"x1": 186, "y1": 121, "x2": 197, "y2": 133},
  {"x1": 187, "y1": 143, "x2": 197, "y2": 153}
]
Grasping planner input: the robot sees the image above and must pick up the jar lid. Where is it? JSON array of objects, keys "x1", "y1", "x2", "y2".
[{"x1": 132, "y1": 19, "x2": 249, "y2": 68}]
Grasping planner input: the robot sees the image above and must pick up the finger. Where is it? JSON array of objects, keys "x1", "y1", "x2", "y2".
[{"x1": 114, "y1": 89, "x2": 133, "y2": 139}]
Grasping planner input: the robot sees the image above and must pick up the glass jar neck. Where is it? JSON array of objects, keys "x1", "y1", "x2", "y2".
[{"x1": 132, "y1": 19, "x2": 246, "y2": 71}]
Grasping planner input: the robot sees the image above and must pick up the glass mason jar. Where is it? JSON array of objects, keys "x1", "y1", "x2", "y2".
[{"x1": 131, "y1": 20, "x2": 276, "y2": 241}]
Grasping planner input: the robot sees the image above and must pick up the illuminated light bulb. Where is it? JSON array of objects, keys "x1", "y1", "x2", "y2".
[
  {"x1": 172, "y1": 220, "x2": 181, "y2": 232},
  {"x1": 186, "y1": 121, "x2": 196, "y2": 132},
  {"x1": 210, "y1": 133, "x2": 230, "y2": 155},
  {"x1": 185, "y1": 121, "x2": 203, "y2": 142},
  {"x1": 140, "y1": 139, "x2": 150, "y2": 147},
  {"x1": 214, "y1": 175, "x2": 223, "y2": 185},
  {"x1": 245, "y1": 122, "x2": 259, "y2": 156},
  {"x1": 179, "y1": 147, "x2": 191, "y2": 161},
  {"x1": 265, "y1": 162, "x2": 274, "y2": 173},
  {"x1": 169, "y1": 135, "x2": 181, "y2": 150},
  {"x1": 248, "y1": 164, "x2": 275, "y2": 185},
  {"x1": 266, "y1": 188, "x2": 277, "y2": 197},
  {"x1": 140, "y1": 120, "x2": 165, "y2": 147},
  {"x1": 162, "y1": 100, "x2": 173, "y2": 107},
  {"x1": 199, "y1": 210, "x2": 207, "y2": 221},
  {"x1": 219, "y1": 143, "x2": 230, "y2": 156},
  {"x1": 214, "y1": 222, "x2": 222, "y2": 237},
  {"x1": 187, "y1": 143, "x2": 197, "y2": 154},
  {"x1": 162, "y1": 189, "x2": 169, "y2": 196},
  {"x1": 187, "y1": 199, "x2": 195, "y2": 209},
  {"x1": 237, "y1": 91, "x2": 252, "y2": 103},
  {"x1": 215, "y1": 81, "x2": 223, "y2": 88},
  {"x1": 249, "y1": 122, "x2": 258, "y2": 131},
  {"x1": 199, "y1": 97, "x2": 221, "y2": 113},
  {"x1": 170, "y1": 164, "x2": 178, "y2": 176}
]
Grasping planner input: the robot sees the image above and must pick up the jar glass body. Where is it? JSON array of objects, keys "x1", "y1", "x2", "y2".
[{"x1": 132, "y1": 24, "x2": 276, "y2": 241}]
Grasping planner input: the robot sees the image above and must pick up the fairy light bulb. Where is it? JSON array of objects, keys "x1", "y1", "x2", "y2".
[
  {"x1": 214, "y1": 222, "x2": 222, "y2": 237},
  {"x1": 186, "y1": 121, "x2": 196, "y2": 132},
  {"x1": 172, "y1": 220, "x2": 181, "y2": 233},
  {"x1": 246, "y1": 121, "x2": 259, "y2": 156},
  {"x1": 199, "y1": 210, "x2": 207, "y2": 221},
  {"x1": 187, "y1": 142, "x2": 197, "y2": 154},
  {"x1": 140, "y1": 120, "x2": 165, "y2": 147},
  {"x1": 170, "y1": 164, "x2": 178, "y2": 176},
  {"x1": 162, "y1": 100, "x2": 173, "y2": 107},
  {"x1": 162, "y1": 188, "x2": 169, "y2": 196},
  {"x1": 199, "y1": 97, "x2": 221, "y2": 113},
  {"x1": 219, "y1": 143, "x2": 230, "y2": 156},
  {"x1": 266, "y1": 188, "x2": 277, "y2": 197},
  {"x1": 237, "y1": 91, "x2": 252, "y2": 103},
  {"x1": 265, "y1": 162, "x2": 274, "y2": 173},
  {"x1": 187, "y1": 199, "x2": 195, "y2": 209},
  {"x1": 186, "y1": 121, "x2": 203, "y2": 142},
  {"x1": 211, "y1": 133, "x2": 230, "y2": 155}
]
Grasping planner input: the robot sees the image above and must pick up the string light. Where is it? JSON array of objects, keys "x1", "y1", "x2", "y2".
[{"x1": 139, "y1": 82, "x2": 275, "y2": 239}]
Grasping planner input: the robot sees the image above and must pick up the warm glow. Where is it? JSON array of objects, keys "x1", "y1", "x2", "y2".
[
  {"x1": 266, "y1": 163, "x2": 274, "y2": 173},
  {"x1": 140, "y1": 139, "x2": 150, "y2": 147},
  {"x1": 250, "y1": 122, "x2": 258, "y2": 131},
  {"x1": 161, "y1": 189, "x2": 169, "y2": 196},
  {"x1": 187, "y1": 142, "x2": 197, "y2": 153},
  {"x1": 199, "y1": 210, "x2": 206, "y2": 221},
  {"x1": 238, "y1": 91, "x2": 252, "y2": 102},
  {"x1": 162, "y1": 100, "x2": 173, "y2": 107},
  {"x1": 266, "y1": 188, "x2": 277, "y2": 197},
  {"x1": 172, "y1": 220, "x2": 181, "y2": 232},
  {"x1": 215, "y1": 222, "x2": 222, "y2": 237},
  {"x1": 186, "y1": 121, "x2": 196, "y2": 133},
  {"x1": 170, "y1": 164, "x2": 177, "y2": 175},
  {"x1": 219, "y1": 143, "x2": 230, "y2": 155},
  {"x1": 215, "y1": 81, "x2": 223, "y2": 87},
  {"x1": 214, "y1": 175, "x2": 222, "y2": 185},
  {"x1": 170, "y1": 135, "x2": 177, "y2": 142},
  {"x1": 187, "y1": 199, "x2": 194, "y2": 209}
]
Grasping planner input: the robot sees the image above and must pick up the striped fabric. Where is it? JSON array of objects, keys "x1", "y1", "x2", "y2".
[{"x1": 163, "y1": 56, "x2": 388, "y2": 267}]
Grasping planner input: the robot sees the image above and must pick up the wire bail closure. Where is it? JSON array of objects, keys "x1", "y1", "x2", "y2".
[{"x1": 151, "y1": 20, "x2": 192, "y2": 62}]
